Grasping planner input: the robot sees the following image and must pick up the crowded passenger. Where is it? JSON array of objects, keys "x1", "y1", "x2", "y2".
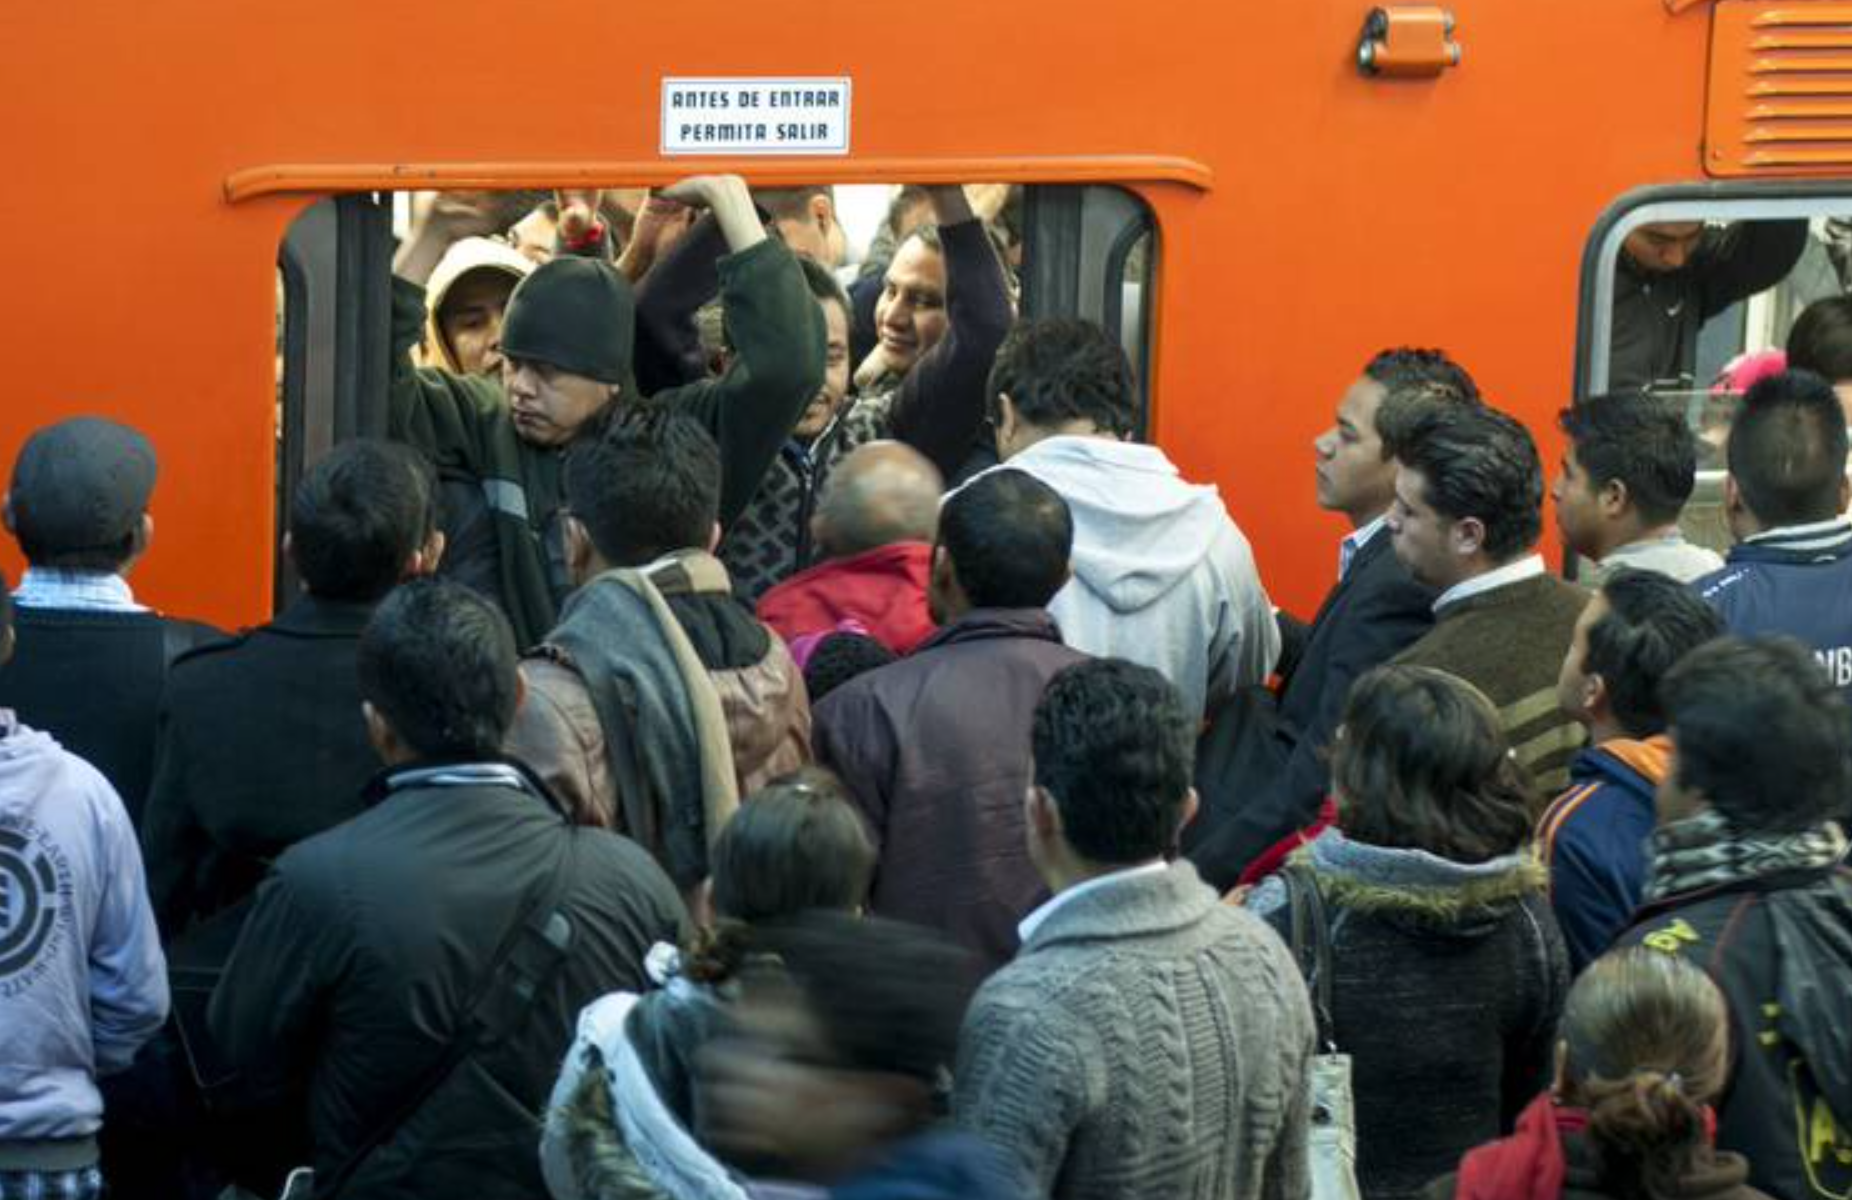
[
  {"x1": 1618, "y1": 635, "x2": 1852, "y2": 1200},
  {"x1": 1784, "y1": 292, "x2": 1852, "y2": 422},
  {"x1": 1430, "y1": 949, "x2": 1774, "y2": 1200},
  {"x1": 758, "y1": 185, "x2": 848, "y2": 269},
  {"x1": 977, "y1": 319, "x2": 1279, "y2": 722},
  {"x1": 800, "y1": 630, "x2": 899, "y2": 703},
  {"x1": 139, "y1": 439, "x2": 444, "y2": 939},
  {"x1": 417, "y1": 235, "x2": 533, "y2": 375},
  {"x1": 0, "y1": 573, "x2": 169, "y2": 1200},
  {"x1": 1190, "y1": 346, "x2": 1477, "y2": 888},
  {"x1": 1609, "y1": 218, "x2": 1807, "y2": 392},
  {"x1": 721, "y1": 184, "x2": 1011, "y2": 601},
  {"x1": 698, "y1": 912, "x2": 1007, "y2": 1199},
  {"x1": 387, "y1": 174, "x2": 824, "y2": 646},
  {"x1": 504, "y1": 406, "x2": 810, "y2": 894},
  {"x1": 540, "y1": 770, "x2": 878, "y2": 1199},
  {"x1": 1544, "y1": 570, "x2": 1724, "y2": 972},
  {"x1": 1695, "y1": 368, "x2": 1852, "y2": 692},
  {"x1": 1388, "y1": 402, "x2": 1589, "y2": 793},
  {"x1": 209, "y1": 579, "x2": 687, "y2": 1199},
  {"x1": 1248, "y1": 665, "x2": 1569, "y2": 1200},
  {"x1": 755, "y1": 440, "x2": 941, "y2": 656},
  {"x1": 0, "y1": 418, "x2": 219, "y2": 826},
  {"x1": 1553, "y1": 392, "x2": 1722, "y2": 585},
  {"x1": 813, "y1": 469, "x2": 1088, "y2": 971},
  {"x1": 954, "y1": 658, "x2": 1314, "y2": 1200}
]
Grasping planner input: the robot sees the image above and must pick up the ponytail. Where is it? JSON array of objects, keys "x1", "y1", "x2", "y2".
[{"x1": 1582, "y1": 1068, "x2": 1713, "y2": 1200}]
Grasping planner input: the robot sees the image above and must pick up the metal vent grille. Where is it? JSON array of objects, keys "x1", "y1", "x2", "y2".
[{"x1": 1708, "y1": 2, "x2": 1852, "y2": 175}]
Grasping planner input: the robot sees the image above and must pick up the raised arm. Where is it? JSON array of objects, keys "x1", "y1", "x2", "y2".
[
  {"x1": 1697, "y1": 219, "x2": 1810, "y2": 319},
  {"x1": 883, "y1": 185, "x2": 1015, "y2": 475},
  {"x1": 653, "y1": 175, "x2": 825, "y2": 528}
]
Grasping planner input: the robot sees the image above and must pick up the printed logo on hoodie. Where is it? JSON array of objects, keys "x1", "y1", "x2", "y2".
[{"x1": 0, "y1": 813, "x2": 73, "y2": 997}]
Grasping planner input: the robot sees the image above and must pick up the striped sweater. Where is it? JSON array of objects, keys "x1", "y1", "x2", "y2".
[{"x1": 1392, "y1": 573, "x2": 1589, "y2": 796}]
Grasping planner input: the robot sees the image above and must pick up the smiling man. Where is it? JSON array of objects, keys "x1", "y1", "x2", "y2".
[{"x1": 385, "y1": 175, "x2": 825, "y2": 647}]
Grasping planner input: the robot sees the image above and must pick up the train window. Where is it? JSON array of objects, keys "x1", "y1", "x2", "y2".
[
  {"x1": 275, "y1": 183, "x2": 1160, "y2": 591},
  {"x1": 1576, "y1": 192, "x2": 1852, "y2": 560}
]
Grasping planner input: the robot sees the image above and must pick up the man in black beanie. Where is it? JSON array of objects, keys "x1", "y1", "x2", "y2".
[
  {"x1": 0, "y1": 417, "x2": 219, "y2": 825},
  {"x1": 388, "y1": 174, "x2": 825, "y2": 647}
]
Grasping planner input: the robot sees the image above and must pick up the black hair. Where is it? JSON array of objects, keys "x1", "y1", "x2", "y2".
[
  {"x1": 290, "y1": 439, "x2": 437, "y2": 601},
  {"x1": 1398, "y1": 403, "x2": 1545, "y2": 560},
  {"x1": 565, "y1": 404, "x2": 720, "y2": 568},
  {"x1": 1365, "y1": 347, "x2": 1483, "y2": 461},
  {"x1": 745, "y1": 910, "x2": 978, "y2": 1085},
  {"x1": 1787, "y1": 295, "x2": 1852, "y2": 383},
  {"x1": 1585, "y1": 570, "x2": 1724, "y2": 738},
  {"x1": 1332, "y1": 665, "x2": 1535, "y2": 862},
  {"x1": 803, "y1": 633, "x2": 898, "y2": 703},
  {"x1": 16, "y1": 530, "x2": 139, "y2": 574},
  {"x1": 798, "y1": 255, "x2": 850, "y2": 320},
  {"x1": 757, "y1": 185, "x2": 836, "y2": 222},
  {"x1": 684, "y1": 768, "x2": 876, "y2": 984},
  {"x1": 1661, "y1": 636, "x2": 1852, "y2": 833},
  {"x1": 1559, "y1": 394, "x2": 1701, "y2": 526},
  {"x1": 987, "y1": 318, "x2": 1137, "y2": 439},
  {"x1": 939, "y1": 470, "x2": 1073, "y2": 610},
  {"x1": 1031, "y1": 659, "x2": 1194, "y2": 864},
  {"x1": 356, "y1": 578, "x2": 519, "y2": 761},
  {"x1": 1726, "y1": 369, "x2": 1849, "y2": 528}
]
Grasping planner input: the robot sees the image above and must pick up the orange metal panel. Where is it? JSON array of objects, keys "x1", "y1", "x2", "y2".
[
  {"x1": 0, "y1": 0, "x2": 1754, "y2": 624},
  {"x1": 1709, "y1": 0, "x2": 1852, "y2": 174}
]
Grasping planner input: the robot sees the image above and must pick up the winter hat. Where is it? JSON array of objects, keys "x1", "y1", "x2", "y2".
[
  {"x1": 500, "y1": 256, "x2": 636, "y2": 385},
  {"x1": 8, "y1": 417, "x2": 157, "y2": 553}
]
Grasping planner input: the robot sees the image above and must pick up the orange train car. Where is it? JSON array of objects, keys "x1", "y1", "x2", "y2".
[{"x1": 1, "y1": 0, "x2": 1846, "y2": 625}]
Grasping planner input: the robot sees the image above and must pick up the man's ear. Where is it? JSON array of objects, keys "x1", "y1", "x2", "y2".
[
  {"x1": 1026, "y1": 784, "x2": 1061, "y2": 840},
  {"x1": 706, "y1": 520, "x2": 722, "y2": 554},
  {"x1": 1598, "y1": 478, "x2": 1631, "y2": 520},
  {"x1": 1451, "y1": 516, "x2": 1487, "y2": 558},
  {"x1": 1839, "y1": 473, "x2": 1850, "y2": 516},
  {"x1": 410, "y1": 529, "x2": 447, "y2": 577},
  {"x1": 511, "y1": 664, "x2": 528, "y2": 715},
  {"x1": 362, "y1": 700, "x2": 397, "y2": 762},
  {"x1": 1176, "y1": 787, "x2": 1202, "y2": 838},
  {"x1": 1583, "y1": 671, "x2": 1610, "y2": 719},
  {"x1": 808, "y1": 193, "x2": 834, "y2": 235},
  {"x1": 565, "y1": 515, "x2": 596, "y2": 580}
]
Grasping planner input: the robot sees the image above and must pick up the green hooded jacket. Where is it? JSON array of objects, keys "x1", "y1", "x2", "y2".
[{"x1": 388, "y1": 238, "x2": 825, "y2": 647}]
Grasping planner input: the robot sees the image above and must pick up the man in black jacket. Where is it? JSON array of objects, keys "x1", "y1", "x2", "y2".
[
  {"x1": 0, "y1": 418, "x2": 219, "y2": 826},
  {"x1": 1187, "y1": 349, "x2": 1474, "y2": 888},
  {"x1": 140, "y1": 439, "x2": 444, "y2": 939},
  {"x1": 210, "y1": 579, "x2": 686, "y2": 1199},
  {"x1": 1621, "y1": 636, "x2": 1852, "y2": 1200},
  {"x1": 1609, "y1": 218, "x2": 1808, "y2": 392}
]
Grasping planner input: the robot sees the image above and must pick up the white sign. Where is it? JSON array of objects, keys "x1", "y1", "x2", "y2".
[{"x1": 661, "y1": 77, "x2": 851, "y2": 156}]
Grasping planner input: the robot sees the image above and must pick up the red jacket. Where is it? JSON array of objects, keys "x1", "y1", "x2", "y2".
[{"x1": 755, "y1": 542, "x2": 937, "y2": 655}]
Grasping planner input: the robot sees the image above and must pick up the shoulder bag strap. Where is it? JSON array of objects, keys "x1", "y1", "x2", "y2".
[
  {"x1": 1282, "y1": 864, "x2": 1338, "y2": 1053},
  {"x1": 316, "y1": 829, "x2": 581, "y2": 1199}
]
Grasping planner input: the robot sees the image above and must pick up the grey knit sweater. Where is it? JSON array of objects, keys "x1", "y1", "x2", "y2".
[{"x1": 952, "y1": 861, "x2": 1315, "y2": 1200}]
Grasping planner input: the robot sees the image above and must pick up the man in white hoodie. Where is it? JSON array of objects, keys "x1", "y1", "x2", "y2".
[
  {"x1": 0, "y1": 574, "x2": 168, "y2": 1199},
  {"x1": 977, "y1": 319, "x2": 1278, "y2": 721}
]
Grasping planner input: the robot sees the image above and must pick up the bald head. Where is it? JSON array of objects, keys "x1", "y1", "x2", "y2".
[{"x1": 814, "y1": 442, "x2": 944, "y2": 560}]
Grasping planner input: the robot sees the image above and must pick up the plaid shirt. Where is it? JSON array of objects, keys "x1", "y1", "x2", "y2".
[
  {"x1": 9, "y1": 568, "x2": 145, "y2": 613},
  {"x1": 0, "y1": 1168, "x2": 103, "y2": 1200}
]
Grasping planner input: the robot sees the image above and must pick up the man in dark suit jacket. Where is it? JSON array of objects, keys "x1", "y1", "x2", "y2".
[
  {"x1": 1187, "y1": 350, "x2": 1475, "y2": 889},
  {"x1": 139, "y1": 440, "x2": 444, "y2": 939}
]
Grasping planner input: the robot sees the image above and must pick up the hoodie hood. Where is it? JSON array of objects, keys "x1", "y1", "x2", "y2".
[
  {"x1": 1769, "y1": 877, "x2": 1852, "y2": 1121},
  {"x1": 0, "y1": 713, "x2": 65, "y2": 803},
  {"x1": 1253, "y1": 828, "x2": 1548, "y2": 939},
  {"x1": 421, "y1": 237, "x2": 534, "y2": 373},
  {"x1": 993, "y1": 437, "x2": 1235, "y2": 612}
]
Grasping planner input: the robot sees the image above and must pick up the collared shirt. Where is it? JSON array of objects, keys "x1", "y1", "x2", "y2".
[
  {"x1": 1433, "y1": 553, "x2": 1547, "y2": 614},
  {"x1": 385, "y1": 762, "x2": 531, "y2": 794},
  {"x1": 11, "y1": 568, "x2": 146, "y2": 613},
  {"x1": 1744, "y1": 516, "x2": 1852, "y2": 553},
  {"x1": 1338, "y1": 513, "x2": 1390, "y2": 581},
  {"x1": 1016, "y1": 859, "x2": 1169, "y2": 944}
]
